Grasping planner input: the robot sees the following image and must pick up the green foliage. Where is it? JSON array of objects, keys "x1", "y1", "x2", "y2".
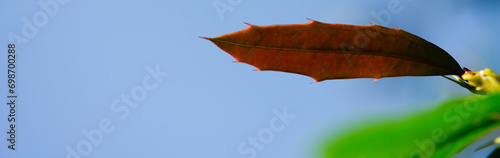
[{"x1": 321, "y1": 92, "x2": 500, "y2": 158}]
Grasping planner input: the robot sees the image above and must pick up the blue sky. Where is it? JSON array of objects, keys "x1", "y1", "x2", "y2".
[{"x1": 0, "y1": 0, "x2": 499, "y2": 158}]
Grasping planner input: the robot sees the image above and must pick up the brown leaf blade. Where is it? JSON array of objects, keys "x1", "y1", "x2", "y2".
[{"x1": 202, "y1": 20, "x2": 463, "y2": 82}]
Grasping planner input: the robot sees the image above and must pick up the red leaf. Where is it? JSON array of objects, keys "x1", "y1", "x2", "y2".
[{"x1": 201, "y1": 20, "x2": 464, "y2": 82}]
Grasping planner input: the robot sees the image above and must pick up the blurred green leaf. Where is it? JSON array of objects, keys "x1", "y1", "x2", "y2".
[{"x1": 321, "y1": 92, "x2": 500, "y2": 158}]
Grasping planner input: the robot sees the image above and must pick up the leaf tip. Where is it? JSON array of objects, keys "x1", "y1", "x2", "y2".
[
  {"x1": 199, "y1": 36, "x2": 211, "y2": 40},
  {"x1": 243, "y1": 22, "x2": 255, "y2": 27},
  {"x1": 306, "y1": 18, "x2": 322, "y2": 24},
  {"x1": 464, "y1": 67, "x2": 471, "y2": 72}
]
